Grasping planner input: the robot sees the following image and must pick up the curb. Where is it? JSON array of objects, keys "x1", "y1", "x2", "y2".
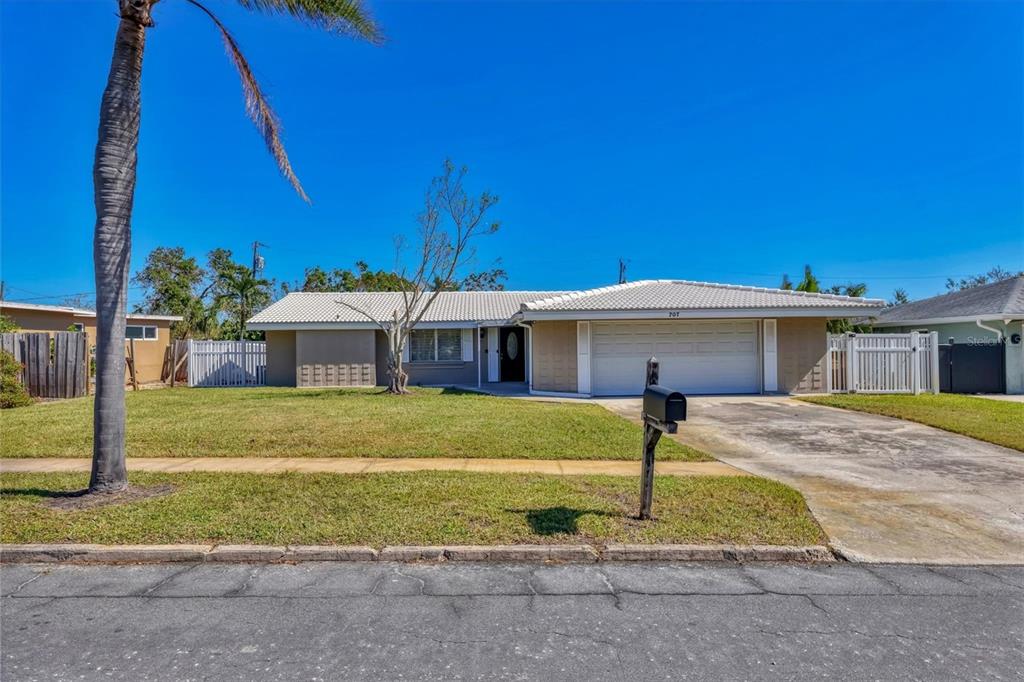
[{"x1": 0, "y1": 543, "x2": 836, "y2": 565}]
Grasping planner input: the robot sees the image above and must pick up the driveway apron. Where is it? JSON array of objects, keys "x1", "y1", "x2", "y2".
[{"x1": 600, "y1": 396, "x2": 1024, "y2": 564}]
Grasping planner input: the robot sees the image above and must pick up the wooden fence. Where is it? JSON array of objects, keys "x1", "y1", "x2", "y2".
[
  {"x1": 187, "y1": 339, "x2": 266, "y2": 387},
  {"x1": 0, "y1": 332, "x2": 89, "y2": 399},
  {"x1": 161, "y1": 339, "x2": 190, "y2": 385},
  {"x1": 827, "y1": 332, "x2": 939, "y2": 394}
]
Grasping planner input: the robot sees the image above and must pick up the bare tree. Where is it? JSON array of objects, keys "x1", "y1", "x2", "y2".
[{"x1": 339, "y1": 160, "x2": 499, "y2": 394}]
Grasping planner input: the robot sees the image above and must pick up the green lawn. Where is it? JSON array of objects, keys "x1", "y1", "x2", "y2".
[
  {"x1": 0, "y1": 387, "x2": 706, "y2": 461},
  {"x1": 799, "y1": 394, "x2": 1024, "y2": 452},
  {"x1": 0, "y1": 471, "x2": 823, "y2": 546}
]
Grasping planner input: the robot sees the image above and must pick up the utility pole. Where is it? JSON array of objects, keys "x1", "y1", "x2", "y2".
[
  {"x1": 618, "y1": 258, "x2": 627, "y2": 284},
  {"x1": 252, "y1": 241, "x2": 267, "y2": 277}
]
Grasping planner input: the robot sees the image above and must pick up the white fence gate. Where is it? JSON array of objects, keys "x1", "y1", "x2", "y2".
[
  {"x1": 187, "y1": 340, "x2": 267, "y2": 387},
  {"x1": 827, "y1": 332, "x2": 939, "y2": 394}
]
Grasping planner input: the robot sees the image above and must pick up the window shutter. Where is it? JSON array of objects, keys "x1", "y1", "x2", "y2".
[
  {"x1": 401, "y1": 341, "x2": 410, "y2": 363},
  {"x1": 461, "y1": 328, "x2": 474, "y2": 362}
]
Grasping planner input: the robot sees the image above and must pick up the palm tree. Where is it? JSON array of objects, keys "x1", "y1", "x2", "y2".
[
  {"x1": 795, "y1": 265, "x2": 821, "y2": 293},
  {"x1": 215, "y1": 268, "x2": 272, "y2": 340},
  {"x1": 90, "y1": 0, "x2": 381, "y2": 493}
]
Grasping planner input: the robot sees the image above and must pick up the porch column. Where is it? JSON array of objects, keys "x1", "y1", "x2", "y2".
[{"x1": 525, "y1": 325, "x2": 533, "y2": 391}]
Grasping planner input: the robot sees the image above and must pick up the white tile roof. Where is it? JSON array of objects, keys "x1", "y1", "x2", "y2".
[
  {"x1": 249, "y1": 280, "x2": 885, "y2": 327},
  {"x1": 248, "y1": 291, "x2": 571, "y2": 326},
  {"x1": 521, "y1": 280, "x2": 886, "y2": 313}
]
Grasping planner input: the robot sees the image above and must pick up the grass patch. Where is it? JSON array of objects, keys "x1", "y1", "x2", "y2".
[
  {"x1": 799, "y1": 394, "x2": 1024, "y2": 452},
  {"x1": 0, "y1": 471, "x2": 823, "y2": 547},
  {"x1": 0, "y1": 387, "x2": 706, "y2": 461}
]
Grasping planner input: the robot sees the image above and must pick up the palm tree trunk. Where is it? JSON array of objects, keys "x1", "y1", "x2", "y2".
[{"x1": 90, "y1": 4, "x2": 151, "y2": 493}]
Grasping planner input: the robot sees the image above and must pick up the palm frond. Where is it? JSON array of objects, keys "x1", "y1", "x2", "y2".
[
  {"x1": 186, "y1": 0, "x2": 310, "y2": 203},
  {"x1": 236, "y1": 0, "x2": 382, "y2": 43}
]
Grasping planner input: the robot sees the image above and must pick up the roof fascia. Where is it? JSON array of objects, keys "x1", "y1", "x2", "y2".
[
  {"x1": 247, "y1": 321, "x2": 490, "y2": 331},
  {"x1": 519, "y1": 307, "x2": 884, "y2": 321},
  {"x1": 873, "y1": 314, "x2": 1018, "y2": 327}
]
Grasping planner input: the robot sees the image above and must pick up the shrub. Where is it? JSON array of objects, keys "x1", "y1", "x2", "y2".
[{"x1": 0, "y1": 350, "x2": 31, "y2": 409}]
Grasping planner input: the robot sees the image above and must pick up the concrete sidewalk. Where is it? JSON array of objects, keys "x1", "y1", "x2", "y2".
[{"x1": 0, "y1": 457, "x2": 748, "y2": 478}]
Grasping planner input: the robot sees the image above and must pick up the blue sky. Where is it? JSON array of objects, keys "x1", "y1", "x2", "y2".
[{"x1": 2, "y1": 0, "x2": 1021, "y2": 307}]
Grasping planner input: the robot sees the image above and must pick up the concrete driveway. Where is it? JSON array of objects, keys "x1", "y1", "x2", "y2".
[{"x1": 600, "y1": 397, "x2": 1024, "y2": 564}]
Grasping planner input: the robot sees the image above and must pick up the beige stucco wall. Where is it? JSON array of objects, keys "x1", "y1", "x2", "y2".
[
  {"x1": 0, "y1": 307, "x2": 174, "y2": 384},
  {"x1": 531, "y1": 320, "x2": 578, "y2": 392},
  {"x1": 777, "y1": 317, "x2": 827, "y2": 393},
  {"x1": 265, "y1": 330, "x2": 297, "y2": 387},
  {"x1": 0, "y1": 307, "x2": 89, "y2": 334},
  {"x1": 125, "y1": 319, "x2": 174, "y2": 384},
  {"x1": 295, "y1": 329, "x2": 375, "y2": 387}
]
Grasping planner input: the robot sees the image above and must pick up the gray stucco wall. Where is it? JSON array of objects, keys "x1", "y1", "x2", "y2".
[
  {"x1": 295, "y1": 329, "x2": 376, "y2": 387},
  {"x1": 374, "y1": 329, "x2": 481, "y2": 387},
  {"x1": 265, "y1": 330, "x2": 297, "y2": 387},
  {"x1": 877, "y1": 320, "x2": 1024, "y2": 394}
]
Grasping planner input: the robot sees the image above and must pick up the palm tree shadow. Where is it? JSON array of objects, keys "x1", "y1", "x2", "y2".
[
  {"x1": 0, "y1": 488, "x2": 88, "y2": 499},
  {"x1": 509, "y1": 506, "x2": 618, "y2": 536}
]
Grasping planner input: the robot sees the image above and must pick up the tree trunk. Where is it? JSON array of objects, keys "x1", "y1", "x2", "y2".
[
  {"x1": 90, "y1": 2, "x2": 152, "y2": 493},
  {"x1": 384, "y1": 325, "x2": 409, "y2": 394},
  {"x1": 386, "y1": 354, "x2": 409, "y2": 394}
]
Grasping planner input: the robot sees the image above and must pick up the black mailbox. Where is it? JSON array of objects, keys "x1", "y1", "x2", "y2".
[{"x1": 643, "y1": 385, "x2": 687, "y2": 423}]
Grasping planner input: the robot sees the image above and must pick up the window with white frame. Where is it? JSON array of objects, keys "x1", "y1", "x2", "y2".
[
  {"x1": 71, "y1": 323, "x2": 85, "y2": 332},
  {"x1": 125, "y1": 325, "x2": 158, "y2": 340},
  {"x1": 409, "y1": 329, "x2": 462, "y2": 362}
]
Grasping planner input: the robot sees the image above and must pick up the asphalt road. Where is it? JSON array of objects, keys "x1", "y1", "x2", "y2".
[{"x1": 2, "y1": 562, "x2": 1021, "y2": 680}]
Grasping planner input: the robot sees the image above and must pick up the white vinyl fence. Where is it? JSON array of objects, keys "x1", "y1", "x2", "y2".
[
  {"x1": 827, "y1": 332, "x2": 939, "y2": 394},
  {"x1": 187, "y1": 339, "x2": 267, "y2": 387}
]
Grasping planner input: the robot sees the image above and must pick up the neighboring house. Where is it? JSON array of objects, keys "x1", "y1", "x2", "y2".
[
  {"x1": 0, "y1": 301, "x2": 182, "y2": 384},
  {"x1": 247, "y1": 280, "x2": 884, "y2": 396},
  {"x1": 872, "y1": 276, "x2": 1024, "y2": 394}
]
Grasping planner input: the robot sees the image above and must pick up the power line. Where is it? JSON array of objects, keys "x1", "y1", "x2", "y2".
[{"x1": 2, "y1": 285, "x2": 148, "y2": 303}]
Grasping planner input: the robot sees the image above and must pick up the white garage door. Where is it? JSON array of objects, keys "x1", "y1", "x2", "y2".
[{"x1": 591, "y1": 320, "x2": 759, "y2": 396}]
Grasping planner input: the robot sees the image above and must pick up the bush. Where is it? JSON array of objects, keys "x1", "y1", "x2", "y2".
[{"x1": 1, "y1": 350, "x2": 32, "y2": 409}]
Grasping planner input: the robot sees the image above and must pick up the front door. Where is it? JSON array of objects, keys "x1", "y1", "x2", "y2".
[{"x1": 499, "y1": 327, "x2": 526, "y2": 382}]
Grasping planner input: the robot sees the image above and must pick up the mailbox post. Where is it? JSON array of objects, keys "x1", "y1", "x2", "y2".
[{"x1": 639, "y1": 357, "x2": 687, "y2": 520}]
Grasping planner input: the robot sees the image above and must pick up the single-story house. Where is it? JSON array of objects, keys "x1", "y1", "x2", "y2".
[
  {"x1": 872, "y1": 275, "x2": 1023, "y2": 394},
  {"x1": 247, "y1": 280, "x2": 884, "y2": 396},
  {"x1": 0, "y1": 300, "x2": 182, "y2": 384}
]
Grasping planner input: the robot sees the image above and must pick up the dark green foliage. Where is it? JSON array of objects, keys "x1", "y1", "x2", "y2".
[
  {"x1": 890, "y1": 288, "x2": 910, "y2": 306},
  {"x1": 779, "y1": 266, "x2": 872, "y2": 333},
  {"x1": 0, "y1": 350, "x2": 31, "y2": 409},
  {"x1": 945, "y1": 267, "x2": 1022, "y2": 292},
  {"x1": 461, "y1": 267, "x2": 508, "y2": 291},
  {"x1": 132, "y1": 246, "x2": 207, "y2": 338},
  {"x1": 214, "y1": 264, "x2": 273, "y2": 341},
  {"x1": 132, "y1": 246, "x2": 273, "y2": 340},
  {"x1": 779, "y1": 265, "x2": 821, "y2": 293},
  {"x1": 282, "y1": 260, "x2": 412, "y2": 293}
]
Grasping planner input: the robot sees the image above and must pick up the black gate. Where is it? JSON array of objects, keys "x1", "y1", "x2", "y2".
[{"x1": 938, "y1": 342, "x2": 1006, "y2": 394}]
